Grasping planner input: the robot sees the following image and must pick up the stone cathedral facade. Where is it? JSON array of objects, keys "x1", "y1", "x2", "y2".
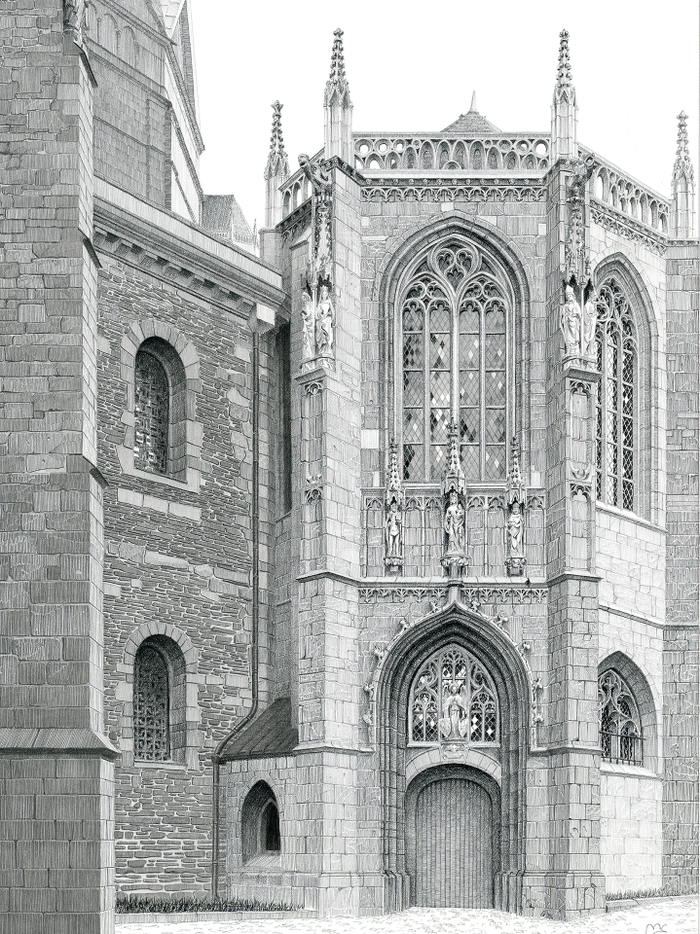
[{"x1": 0, "y1": 4, "x2": 698, "y2": 932}]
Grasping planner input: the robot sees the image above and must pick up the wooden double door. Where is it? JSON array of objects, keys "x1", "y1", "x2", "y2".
[{"x1": 412, "y1": 773, "x2": 498, "y2": 909}]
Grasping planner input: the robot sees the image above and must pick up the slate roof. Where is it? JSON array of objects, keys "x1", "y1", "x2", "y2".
[
  {"x1": 442, "y1": 108, "x2": 500, "y2": 135},
  {"x1": 201, "y1": 194, "x2": 254, "y2": 246},
  {"x1": 219, "y1": 697, "x2": 298, "y2": 761}
]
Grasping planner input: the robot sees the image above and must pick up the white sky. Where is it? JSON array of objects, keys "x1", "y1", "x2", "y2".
[{"x1": 190, "y1": 0, "x2": 699, "y2": 232}]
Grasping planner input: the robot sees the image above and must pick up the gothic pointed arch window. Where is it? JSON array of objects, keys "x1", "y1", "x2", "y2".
[
  {"x1": 598, "y1": 669, "x2": 643, "y2": 765},
  {"x1": 409, "y1": 645, "x2": 499, "y2": 746},
  {"x1": 595, "y1": 278, "x2": 637, "y2": 511},
  {"x1": 399, "y1": 237, "x2": 513, "y2": 482}
]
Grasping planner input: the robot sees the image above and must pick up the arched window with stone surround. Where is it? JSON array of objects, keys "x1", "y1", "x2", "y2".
[
  {"x1": 134, "y1": 347, "x2": 170, "y2": 474},
  {"x1": 409, "y1": 645, "x2": 499, "y2": 746},
  {"x1": 400, "y1": 237, "x2": 512, "y2": 483},
  {"x1": 598, "y1": 669, "x2": 643, "y2": 765},
  {"x1": 595, "y1": 278, "x2": 637, "y2": 512},
  {"x1": 133, "y1": 635, "x2": 186, "y2": 764},
  {"x1": 133, "y1": 337, "x2": 187, "y2": 479}
]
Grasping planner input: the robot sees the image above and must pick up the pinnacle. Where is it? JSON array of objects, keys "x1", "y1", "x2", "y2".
[
  {"x1": 556, "y1": 28, "x2": 573, "y2": 87},
  {"x1": 673, "y1": 110, "x2": 694, "y2": 183},
  {"x1": 469, "y1": 91, "x2": 478, "y2": 113},
  {"x1": 324, "y1": 27, "x2": 351, "y2": 108},
  {"x1": 264, "y1": 100, "x2": 289, "y2": 180}
]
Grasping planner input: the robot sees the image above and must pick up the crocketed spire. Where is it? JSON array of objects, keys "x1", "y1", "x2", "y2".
[
  {"x1": 671, "y1": 111, "x2": 696, "y2": 238},
  {"x1": 673, "y1": 111, "x2": 695, "y2": 184},
  {"x1": 555, "y1": 29, "x2": 574, "y2": 93},
  {"x1": 386, "y1": 439, "x2": 402, "y2": 494},
  {"x1": 551, "y1": 28, "x2": 577, "y2": 161},
  {"x1": 323, "y1": 28, "x2": 353, "y2": 162},
  {"x1": 324, "y1": 28, "x2": 351, "y2": 107},
  {"x1": 264, "y1": 101, "x2": 289, "y2": 181}
]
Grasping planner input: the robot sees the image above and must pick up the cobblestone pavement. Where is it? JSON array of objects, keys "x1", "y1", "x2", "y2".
[{"x1": 118, "y1": 896, "x2": 698, "y2": 934}]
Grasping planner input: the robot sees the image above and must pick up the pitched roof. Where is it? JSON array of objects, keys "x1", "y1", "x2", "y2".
[
  {"x1": 442, "y1": 94, "x2": 500, "y2": 134},
  {"x1": 219, "y1": 698, "x2": 298, "y2": 761},
  {"x1": 202, "y1": 194, "x2": 254, "y2": 246}
]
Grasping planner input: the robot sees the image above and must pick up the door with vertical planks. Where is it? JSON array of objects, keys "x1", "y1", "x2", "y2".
[{"x1": 414, "y1": 776, "x2": 495, "y2": 908}]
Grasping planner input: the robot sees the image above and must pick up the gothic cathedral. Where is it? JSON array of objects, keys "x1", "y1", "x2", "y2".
[{"x1": 0, "y1": 4, "x2": 697, "y2": 932}]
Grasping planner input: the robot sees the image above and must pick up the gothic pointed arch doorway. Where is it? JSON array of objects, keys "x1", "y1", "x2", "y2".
[
  {"x1": 406, "y1": 765, "x2": 500, "y2": 908},
  {"x1": 375, "y1": 604, "x2": 530, "y2": 914}
]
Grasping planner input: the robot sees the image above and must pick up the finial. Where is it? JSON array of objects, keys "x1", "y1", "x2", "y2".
[
  {"x1": 556, "y1": 29, "x2": 573, "y2": 88},
  {"x1": 673, "y1": 111, "x2": 695, "y2": 184},
  {"x1": 469, "y1": 91, "x2": 478, "y2": 113},
  {"x1": 325, "y1": 27, "x2": 351, "y2": 106},
  {"x1": 264, "y1": 100, "x2": 289, "y2": 180},
  {"x1": 507, "y1": 435, "x2": 526, "y2": 506}
]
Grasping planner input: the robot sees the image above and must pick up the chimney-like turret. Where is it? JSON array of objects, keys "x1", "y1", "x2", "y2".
[
  {"x1": 551, "y1": 29, "x2": 577, "y2": 162},
  {"x1": 324, "y1": 28, "x2": 353, "y2": 163},
  {"x1": 671, "y1": 111, "x2": 696, "y2": 238},
  {"x1": 264, "y1": 100, "x2": 289, "y2": 228}
]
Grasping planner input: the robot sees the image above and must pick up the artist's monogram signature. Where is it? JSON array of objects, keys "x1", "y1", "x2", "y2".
[{"x1": 645, "y1": 924, "x2": 667, "y2": 934}]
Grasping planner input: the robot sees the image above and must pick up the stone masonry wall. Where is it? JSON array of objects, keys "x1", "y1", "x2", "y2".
[{"x1": 96, "y1": 247, "x2": 266, "y2": 894}]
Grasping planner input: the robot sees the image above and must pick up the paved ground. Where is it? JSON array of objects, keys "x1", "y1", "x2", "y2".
[{"x1": 118, "y1": 896, "x2": 698, "y2": 934}]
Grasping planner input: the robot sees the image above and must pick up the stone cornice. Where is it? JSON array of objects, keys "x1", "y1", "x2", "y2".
[
  {"x1": 591, "y1": 199, "x2": 667, "y2": 255},
  {"x1": 93, "y1": 179, "x2": 286, "y2": 319}
]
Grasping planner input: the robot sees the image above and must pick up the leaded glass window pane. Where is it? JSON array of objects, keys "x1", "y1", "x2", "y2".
[
  {"x1": 598, "y1": 669, "x2": 642, "y2": 765},
  {"x1": 134, "y1": 350, "x2": 169, "y2": 475},
  {"x1": 595, "y1": 280, "x2": 637, "y2": 512},
  {"x1": 409, "y1": 645, "x2": 499, "y2": 745},
  {"x1": 134, "y1": 644, "x2": 170, "y2": 761},
  {"x1": 400, "y1": 240, "x2": 511, "y2": 482}
]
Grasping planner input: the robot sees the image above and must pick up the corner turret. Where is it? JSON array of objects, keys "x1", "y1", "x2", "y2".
[
  {"x1": 671, "y1": 111, "x2": 696, "y2": 238},
  {"x1": 324, "y1": 28, "x2": 353, "y2": 164},
  {"x1": 551, "y1": 29, "x2": 577, "y2": 162}
]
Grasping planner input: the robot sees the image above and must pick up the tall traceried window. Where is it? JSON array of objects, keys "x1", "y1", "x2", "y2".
[
  {"x1": 598, "y1": 669, "x2": 643, "y2": 765},
  {"x1": 134, "y1": 642, "x2": 170, "y2": 762},
  {"x1": 409, "y1": 645, "x2": 499, "y2": 746},
  {"x1": 400, "y1": 238, "x2": 512, "y2": 482},
  {"x1": 595, "y1": 279, "x2": 637, "y2": 511},
  {"x1": 134, "y1": 348, "x2": 170, "y2": 475}
]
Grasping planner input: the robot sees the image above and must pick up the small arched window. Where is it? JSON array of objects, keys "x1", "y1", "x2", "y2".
[
  {"x1": 134, "y1": 642, "x2": 170, "y2": 761},
  {"x1": 242, "y1": 782, "x2": 282, "y2": 863},
  {"x1": 134, "y1": 348, "x2": 170, "y2": 475},
  {"x1": 409, "y1": 645, "x2": 499, "y2": 746},
  {"x1": 133, "y1": 635, "x2": 187, "y2": 764},
  {"x1": 595, "y1": 278, "x2": 637, "y2": 511},
  {"x1": 598, "y1": 669, "x2": 643, "y2": 765},
  {"x1": 399, "y1": 237, "x2": 512, "y2": 483}
]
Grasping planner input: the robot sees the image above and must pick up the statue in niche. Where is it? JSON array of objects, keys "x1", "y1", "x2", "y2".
[
  {"x1": 439, "y1": 683, "x2": 469, "y2": 739},
  {"x1": 301, "y1": 291, "x2": 314, "y2": 361},
  {"x1": 444, "y1": 490, "x2": 465, "y2": 553},
  {"x1": 560, "y1": 284, "x2": 582, "y2": 358},
  {"x1": 385, "y1": 501, "x2": 402, "y2": 561},
  {"x1": 581, "y1": 287, "x2": 598, "y2": 360},
  {"x1": 315, "y1": 285, "x2": 334, "y2": 357},
  {"x1": 507, "y1": 500, "x2": 524, "y2": 558}
]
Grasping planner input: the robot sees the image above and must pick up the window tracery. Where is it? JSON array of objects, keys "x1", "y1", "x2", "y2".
[
  {"x1": 594, "y1": 278, "x2": 636, "y2": 511},
  {"x1": 598, "y1": 669, "x2": 642, "y2": 765},
  {"x1": 400, "y1": 239, "x2": 511, "y2": 483},
  {"x1": 134, "y1": 643, "x2": 170, "y2": 761},
  {"x1": 134, "y1": 348, "x2": 170, "y2": 475},
  {"x1": 409, "y1": 646, "x2": 498, "y2": 745}
]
